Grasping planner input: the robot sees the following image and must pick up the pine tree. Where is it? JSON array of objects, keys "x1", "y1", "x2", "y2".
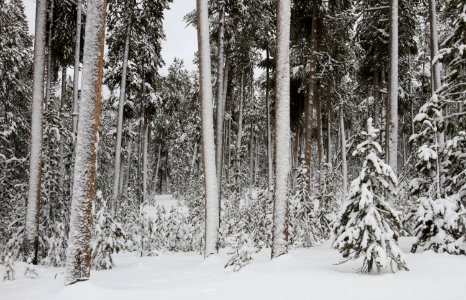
[
  {"x1": 333, "y1": 118, "x2": 408, "y2": 273},
  {"x1": 65, "y1": 0, "x2": 106, "y2": 286},
  {"x1": 272, "y1": 0, "x2": 291, "y2": 259},
  {"x1": 196, "y1": 0, "x2": 219, "y2": 257},
  {"x1": 24, "y1": 0, "x2": 47, "y2": 265}
]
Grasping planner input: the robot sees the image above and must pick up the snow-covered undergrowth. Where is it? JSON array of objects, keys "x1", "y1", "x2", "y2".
[{"x1": 1, "y1": 237, "x2": 465, "y2": 300}]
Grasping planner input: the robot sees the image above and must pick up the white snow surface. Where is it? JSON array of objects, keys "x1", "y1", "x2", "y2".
[{"x1": 2, "y1": 238, "x2": 465, "y2": 300}]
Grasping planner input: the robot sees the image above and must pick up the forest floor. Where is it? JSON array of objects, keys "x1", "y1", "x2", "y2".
[{"x1": 2, "y1": 236, "x2": 466, "y2": 300}]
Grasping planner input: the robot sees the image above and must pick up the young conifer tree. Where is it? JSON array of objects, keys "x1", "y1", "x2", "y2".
[{"x1": 333, "y1": 118, "x2": 408, "y2": 273}]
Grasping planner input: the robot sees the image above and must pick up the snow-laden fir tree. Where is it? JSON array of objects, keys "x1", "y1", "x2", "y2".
[
  {"x1": 333, "y1": 118, "x2": 408, "y2": 273},
  {"x1": 289, "y1": 160, "x2": 320, "y2": 248},
  {"x1": 92, "y1": 192, "x2": 125, "y2": 270}
]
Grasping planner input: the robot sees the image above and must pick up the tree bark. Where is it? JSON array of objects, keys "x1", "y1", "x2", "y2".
[
  {"x1": 305, "y1": 0, "x2": 319, "y2": 193},
  {"x1": 24, "y1": 0, "x2": 47, "y2": 264},
  {"x1": 58, "y1": 66, "x2": 66, "y2": 197},
  {"x1": 196, "y1": 0, "x2": 219, "y2": 257},
  {"x1": 272, "y1": 0, "x2": 291, "y2": 259},
  {"x1": 340, "y1": 106, "x2": 347, "y2": 200},
  {"x1": 44, "y1": 0, "x2": 54, "y2": 111},
  {"x1": 65, "y1": 0, "x2": 106, "y2": 285},
  {"x1": 236, "y1": 71, "x2": 244, "y2": 180},
  {"x1": 388, "y1": 0, "x2": 399, "y2": 174},
  {"x1": 266, "y1": 46, "x2": 273, "y2": 195},
  {"x1": 72, "y1": 0, "x2": 82, "y2": 137},
  {"x1": 111, "y1": 11, "x2": 133, "y2": 214},
  {"x1": 142, "y1": 110, "x2": 149, "y2": 204}
]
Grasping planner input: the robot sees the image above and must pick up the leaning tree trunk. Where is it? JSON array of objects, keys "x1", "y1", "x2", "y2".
[
  {"x1": 72, "y1": 0, "x2": 83, "y2": 137},
  {"x1": 196, "y1": 0, "x2": 219, "y2": 257},
  {"x1": 111, "y1": 12, "x2": 133, "y2": 214},
  {"x1": 388, "y1": 0, "x2": 399, "y2": 174},
  {"x1": 24, "y1": 0, "x2": 47, "y2": 265},
  {"x1": 305, "y1": 0, "x2": 319, "y2": 193},
  {"x1": 65, "y1": 0, "x2": 106, "y2": 286},
  {"x1": 272, "y1": 0, "x2": 291, "y2": 259}
]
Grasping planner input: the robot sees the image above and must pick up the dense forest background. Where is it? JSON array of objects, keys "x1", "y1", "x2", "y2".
[{"x1": 0, "y1": 0, "x2": 464, "y2": 284}]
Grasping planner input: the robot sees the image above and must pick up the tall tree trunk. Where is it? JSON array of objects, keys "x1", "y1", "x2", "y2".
[
  {"x1": 191, "y1": 142, "x2": 197, "y2": 176},
  {"x1": 316, "y1": 82, "x2": 323, "y2": 185},
  {"x1": 142, "y1": 110, "x2": 149, "y2": 204},
  {"x1": 249, "y1": 118, "x2": 254, "y2": 186},
  {"x1": 305, "y1": 0, "x2": 319, "y2": 193},
  {"x1": 272, "y1": 0, "x2": 291, "y2": 259},
  {"x1": 216, "y1": 52, "x2": 228, "y2": 196},
  {"x1": 58, "y1": 66, "x2": 66, "y2": 197},
  {"x1": 124, "y1": 138, "x2": 132, "y2": 196},
  {"x1": 215, "y1": 4, "x2": 225, "y2": 193},
  {"x1": 72, "y1": 0, "x2": 82, "y2": 137},
  {"x1": 24, "y1": 0, "x2": 47, "y2": 264},
  {"x1": 196, "y1": 0, "x2": 219, "y2": 257},
  {"x1": 111, "y1": 12, "x2": 133, "y2": 214},
  {"x1": 65, "y1": 0, "x2": 106, "y2": 285},
  {"x1": 44, "y1": 0, "x2": 54, "y2": 111},
  {"x1": 266, "y1": 46, "x2": 273, "y2": 195},
  {"x1": 154, "y1": 143, "x2": 161, "y2": 193},
  {"x1": 340, "y1": 106, "x2": 347, "y2": 200},
  {"x1": 388, "y1": 0, "x2": 399, "y2": 174},
  {"x1": 428, "y1": 0, "x2": 444, "y2": 149},
  {"x1": 327, "y1": 112, "x2": 332, "y2": 170},
  {"x1": 236, "y1": 71, "x2": 244, "y2": 181}
]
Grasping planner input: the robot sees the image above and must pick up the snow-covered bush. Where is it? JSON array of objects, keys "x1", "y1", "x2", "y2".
[
  {"x1": 225, "y1": 228, "x2": 257, "y2": 272},
  {"x1": 412, "y1": 195, "x2": 465, "y2": 254},
  {"x1": 2, "y1": 252, "x2": 15, "y2": 281},
  {"x1": 333, "y1": 118, "x2": 408, "y2": 273},
  {"x1": 24, "y1": 258, "x2": 38, "y2": 279},
  {"x1": 92, "y1": 192, "x2": 125, "y2": 270}
]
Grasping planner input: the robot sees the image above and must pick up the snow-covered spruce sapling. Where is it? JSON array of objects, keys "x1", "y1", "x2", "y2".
[
  {"x1": 411, "y1": 132, "x2": 466, "y2": 255},
  {"x1": 289, "y1": 160, "x2": 320, "y2": 248},
  {"x1": 333, "y1": 118, "x2": 408, "y2": 273},
  {"x1": 24, "y1": 258, "x2": 38, "y2": 279},
  {"x1": 92, "y1": 192, "x2": 125, "y2": 270},
  {"x1": 2, "y1": 252, "x2": 15, "y2": 281}
]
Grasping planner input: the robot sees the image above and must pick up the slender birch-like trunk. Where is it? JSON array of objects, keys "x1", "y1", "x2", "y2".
[
  {"x1": 65, "y1": 0, "x2": 106, "y2": 285},
  {"x1": 111, "y1": 12, "x2": 133, "y2": 214},
  {"x1": 271, "y1": 0, "x2": 291, "y2": 259},
  {"x1": 24, "y1": 0, "x2": 47, "y2": 264},
  {"x1": 388, "y1": 0, "x2": 399, "y2": 174},
  {"x1": 72, "y1": 0, "x2": 82, "y2": 137},
  {"x1": 196, "y1": 0, "x2": 219, "y2": 257}
]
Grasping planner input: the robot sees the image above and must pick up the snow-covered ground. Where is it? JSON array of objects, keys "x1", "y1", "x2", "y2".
[{"x1": 1, "y1": 237, "x2": 465, "y2": 300}]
